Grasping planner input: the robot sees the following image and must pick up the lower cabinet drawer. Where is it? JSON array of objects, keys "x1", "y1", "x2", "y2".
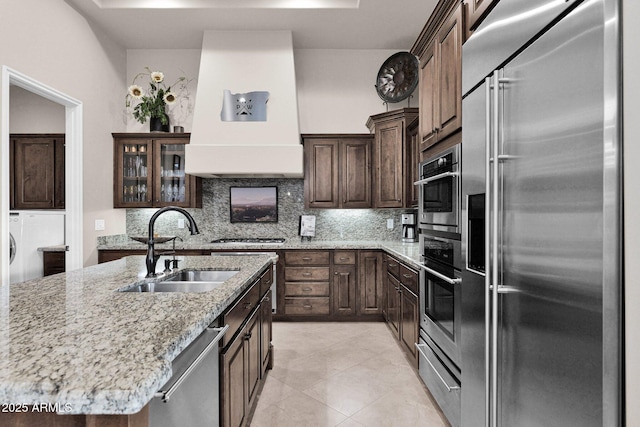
[
  {"x1": 222, "y1": 281, "x2": 261, "y2": 347},
  {"x1": 417, "y1": 338, "x2": 461, "y2": 427},
  {"x1": 284, "y1": 266, "x2": 330, "y2": 281},
  {"x1": 284, "y1": 297, "x2": 330, "y2": 315},
  {"x1": 285, "y1": 281, "x2": 330, "y2": 297}
]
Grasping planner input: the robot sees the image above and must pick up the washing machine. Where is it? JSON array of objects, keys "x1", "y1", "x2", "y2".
[
  {"x1": 9, "y1": 211, "x2": 65, "y2": 284},
  {"x1": 9, "y1": 212, "x2": 23, "y2": 285}
]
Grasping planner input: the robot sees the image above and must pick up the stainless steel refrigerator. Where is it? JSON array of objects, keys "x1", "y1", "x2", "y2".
[{"x1": 460, "y1": 0, "x2": 622, "y2": 426}]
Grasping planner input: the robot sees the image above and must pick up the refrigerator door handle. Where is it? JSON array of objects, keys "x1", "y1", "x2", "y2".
[
  {"x1": 484, "y1": 75, "x2": 493, "y2": 427},
  {"x1": 490, "y1": 70, "x2": 504, "y2": 427}
]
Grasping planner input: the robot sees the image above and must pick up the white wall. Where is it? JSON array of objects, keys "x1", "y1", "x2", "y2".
[
  {"x1": 9, "y1": 86, "x2": 65, "y2": 133},
  {"x1": 623, "y1": 0, "x2": 639, "y2": 424},
  {"x1": 0, "y1": 0, "x2": 127, "y2": 266},
  {"x1": 125, "y1": 48, "x2": 416, "y2": 134},
  {"x1": 295, "y1": 49, "x2": 417, "y2": 133},
  {"x1": 126, "y1": 49, "x2": 201, "y2": 132}
]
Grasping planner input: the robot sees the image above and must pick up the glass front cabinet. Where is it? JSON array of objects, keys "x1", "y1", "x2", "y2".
[{"x1": 113, "y1": 133, "x2": 202, "y2": 208}]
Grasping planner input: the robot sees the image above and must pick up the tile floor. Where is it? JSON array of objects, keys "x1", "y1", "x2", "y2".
[{"x1": 250, "y1": 322, "x2": 450, "y2": 427}]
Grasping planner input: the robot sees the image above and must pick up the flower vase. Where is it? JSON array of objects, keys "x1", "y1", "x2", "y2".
[{"x1": 150, "y1": 114, "x2": 170, "y2": 133}]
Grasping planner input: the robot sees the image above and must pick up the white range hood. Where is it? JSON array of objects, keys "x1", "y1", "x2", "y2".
[{"x1": 186, "y1": 30, "x2": 303, "y2": 178}]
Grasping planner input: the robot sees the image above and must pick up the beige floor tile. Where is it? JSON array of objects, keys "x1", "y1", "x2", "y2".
[
  {"x1": 302, "y1": 369, "x2": 390, "y2": 416},
  {"x1": 273, "y1": 392, "x2": 348, "y2": 426},
  {"x1": 253, "y1": 322, "x2": 450, "y2": 427},
  {"x1": 351, "y1": 392, "x2": 448, "y2": 427}
]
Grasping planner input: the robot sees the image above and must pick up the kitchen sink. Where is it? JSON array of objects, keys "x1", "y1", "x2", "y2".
[
  {"x1": 120, "y1": 270, "x2": 239, "y2": 293},
  {"x1": 164, "y1": 270, "x2": 238, "y2": 283}
]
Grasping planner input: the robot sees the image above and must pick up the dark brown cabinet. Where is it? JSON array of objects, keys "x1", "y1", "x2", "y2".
[
  {"x1": 303, "y1": 134, "x2": 372, "y2": 209},
  {"x1": 282, "y1": 250, "x2": 331, "y2": 316},
  {"x1": 277, "y1": 249, "x2": 384, "y2": 320},
  {"x1": 10, "y1": 134, "x2": 65, "y2": 210},
  {"x1": 43, "y1": 251, "x2": 65, "y2": 276},
  {"x1": 366, "y1": 108, "x2": 419, "y2": 208},
  {"x1": 332, "y1": 251, "x2": 357, "y2": 316},
  {"x1": 113, "y1": 133, "x2": 202, "y2": 208},
  {"x1": 220, "y1": 268, "x2": 273, "y2": 427},
  {"x1": 384, "y1": 254, "x2": 420, "y2": 367},
  {"x1": 411, "y1": 0, "x2": 463, "y2": 153},
  {"x1": 358, "y1": 251, "x2": 384, "y2": 315}
]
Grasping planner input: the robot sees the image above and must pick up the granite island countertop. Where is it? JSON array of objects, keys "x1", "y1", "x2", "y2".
[
  {"x1": 98, "y1": 237, "x2": 422, "y2": 270},
  {"x1": 0, "y1": 254, "x2": 275, "y2": 415}
]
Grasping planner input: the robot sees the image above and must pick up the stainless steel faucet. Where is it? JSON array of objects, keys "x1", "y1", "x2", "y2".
[{"x1": 146, "y1": 207, "x2": 200, "y2": 277}]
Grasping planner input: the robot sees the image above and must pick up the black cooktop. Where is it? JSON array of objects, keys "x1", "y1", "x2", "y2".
[{"x1": 210, "y1": 238, "x2": 286, "y2": 244}]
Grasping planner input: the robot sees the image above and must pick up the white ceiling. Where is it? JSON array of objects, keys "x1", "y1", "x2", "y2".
[{"x1": 64, "y1": 0, "x2": 438, "y2": 50}]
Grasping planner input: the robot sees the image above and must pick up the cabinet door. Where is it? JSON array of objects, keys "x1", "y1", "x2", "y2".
[
  {"x1": 385, "y1": 273, "x2": 401, "y2": 339},
  {"x1": 419, "y1": 41, "x2": 438, "y2": 151},
  {"x1": 114, "y1": 138, "x2": 153, "y2": 208},
  {"x1": 373, "y1": 119, "x2": 404, "y2": 208},
  {"x1": 221, "y1": 333, "x2": 247, "y2": 427},
  {"x1": 408, "y1": 119, "x2": 420, "y2": 207},
  {"x1": 400, "y1": 286, "x2": 419, "y2": 367},
  {"x1": 245, "y1": 310, "x2": 261, "y2": 410},
  {"x1": 260, "y1": 293, "x2": 272, "y2": 376},
  {"x1": 341, "y1": 138, "x2": 371, "y2": 208},
  {"x1": 12, "y1": 137, "x2": 56, "y2": 209},
  {"x1": 436, "y1": 4, "x2": 463, "y2": 142},
  {"x1": 53, "y1": 138, "x2": 65, "y2": 209},
  {"x1": 304, "y1": 138, "x2": 339, "y2": 208},
  {"x1": 332, "y1": 264, "x2": 357, "y2": 316},
  {"x1": 153, "y1": 138, "x2": 195, "y2": 207},
  {"x1": 359, "y1": 251, "x2": 383, "y2": 315}
]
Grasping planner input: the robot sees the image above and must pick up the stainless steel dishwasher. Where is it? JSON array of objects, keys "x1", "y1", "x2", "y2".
[{"x1": 150, "y1": 323, "x2": 229, "y2": 427}]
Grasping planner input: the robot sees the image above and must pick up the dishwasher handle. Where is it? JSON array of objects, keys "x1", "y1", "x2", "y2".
[{"x1": 156, "y1": 325, "x2": 229, "y2": 402}]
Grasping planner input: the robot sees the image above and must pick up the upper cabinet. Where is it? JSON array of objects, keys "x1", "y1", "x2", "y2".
[
  {"x1": 411, "y1": 0, "x2": 464, "y2": 154},
  {"x1": 464, "y1": 0, "x2": 499, "y2": 35},
  {"x1": 10, "y1": 134, "x2": 65, "y2": 210},
  {"x1": 113, "y1": 133, "x2": 202, "y2": 209},
  {"x1": 303, "y1": 134, "x2": 373, "y2": 209},
  {"x1": 366, "y1": 108, "x2": 419, "y2": 209}
]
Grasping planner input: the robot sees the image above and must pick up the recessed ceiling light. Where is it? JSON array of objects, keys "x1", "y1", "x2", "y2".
[{"x1": 91, "y1": 0, "x2": 359, "y2": 9}]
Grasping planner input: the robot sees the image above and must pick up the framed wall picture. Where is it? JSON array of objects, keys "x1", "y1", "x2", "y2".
[{"x1": 230, "y1": 186, "x2": 278, "y2": 223}]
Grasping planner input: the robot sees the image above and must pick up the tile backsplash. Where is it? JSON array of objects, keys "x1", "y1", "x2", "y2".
[{"x1": 125, "y1": 178, "x2": 414, "y2": 242}]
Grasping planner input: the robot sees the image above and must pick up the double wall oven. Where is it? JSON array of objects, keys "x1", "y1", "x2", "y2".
[{"x1": 414, "y1": 146, "x2": 462, "y2": 427}]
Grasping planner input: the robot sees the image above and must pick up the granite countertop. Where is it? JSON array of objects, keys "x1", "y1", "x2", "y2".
[
  {"x1": 98, "y1": 237, "x2": 422, "y2": 269},
  {"x1": 37, "y1": 245, "x2": 68, "y2": 252},
  {"x1": 0, "y1": 254, "x2": 274, "y2": 415}
]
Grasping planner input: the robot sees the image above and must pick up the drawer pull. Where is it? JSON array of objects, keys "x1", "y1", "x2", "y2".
[
  {"x1": 264, "y1": 296, "x2": 270, "y2": 302},
  {"x1": 244, "y1": 332, "x2": 252, "y2": 340},
  {"x1": 303, "y1": 304, "x2": 313, "y2": 309},
  {"x1": 243, "y1": 302, "x2": 252, "y2": 309},
  {"x1": 302, "y1": 257, "x2": 312, "y2": 261},
  {"x1": 389, "y1": 263, "x2": 398, "y2": 268},
  {"x1": 302, "y1": 272, "x2": 312, "y2": 277},
  {"x1": 302, "y1": 287, "x2": 313, "y2": 292},
  {"x1": 402, "y1": 273, "x2": 413, "y2": 279},
  {"x1": 339, "y1": 257, "x2": 349, "y2": 261}
]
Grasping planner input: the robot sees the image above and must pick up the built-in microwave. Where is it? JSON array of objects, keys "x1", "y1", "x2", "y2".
[{"x1": 415, "y1": 145, "x2": 460, "y2": 233}]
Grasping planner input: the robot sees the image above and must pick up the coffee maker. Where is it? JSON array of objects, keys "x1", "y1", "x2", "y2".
[{"x1": 401, "y1": 213, "x2": 417, "y2": 243}]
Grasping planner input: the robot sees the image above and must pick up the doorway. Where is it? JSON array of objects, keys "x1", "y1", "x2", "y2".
[{"x1": 1, "y1": 66, "x2": 83, "y2": 286}]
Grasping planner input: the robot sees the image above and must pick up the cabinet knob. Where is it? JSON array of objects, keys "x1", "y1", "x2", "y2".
[
  {"x1": 243, "y1": 302, "x2": 252, "y2": 310},
  {"x1": 244, "y1": 332, "x2": 252, "y2": 340}
]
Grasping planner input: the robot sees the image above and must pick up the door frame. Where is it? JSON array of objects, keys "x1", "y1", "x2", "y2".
[{"x1": 1, "y1": 66, "x2": 83, "y2": 286}]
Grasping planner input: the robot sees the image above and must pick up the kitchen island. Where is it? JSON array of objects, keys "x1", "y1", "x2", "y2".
[{"x1": 0, "y1": 254, "x2": 275, "y2": 425}]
